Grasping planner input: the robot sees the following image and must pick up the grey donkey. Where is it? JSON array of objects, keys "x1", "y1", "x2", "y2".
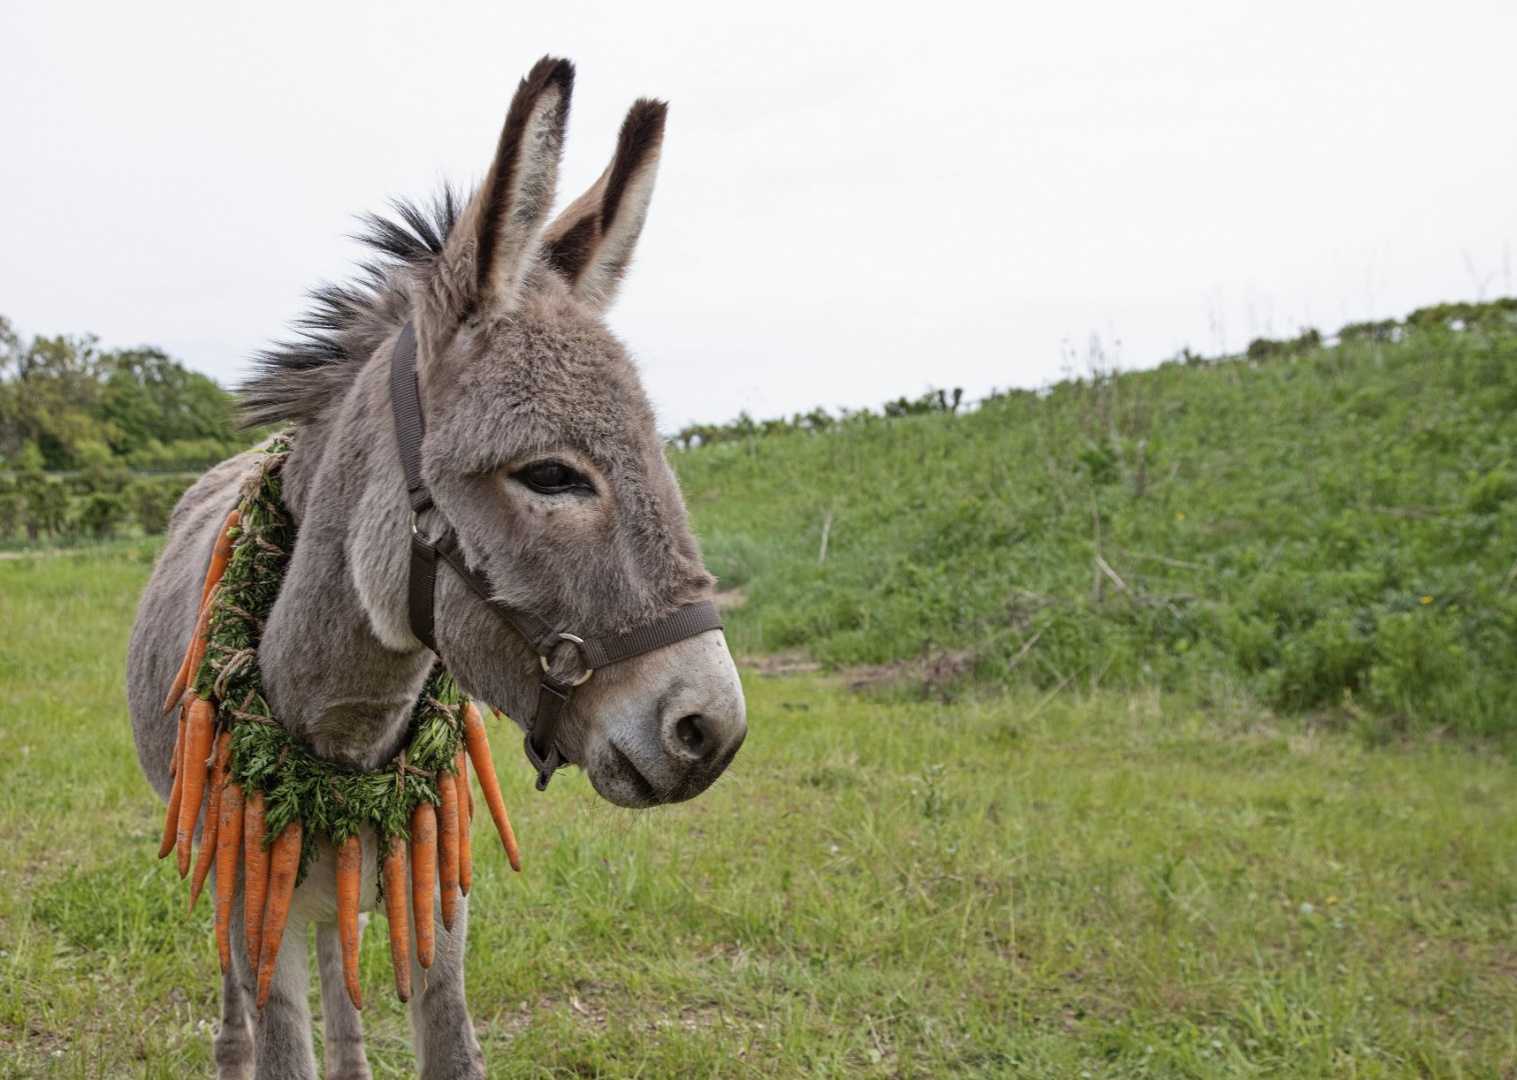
[{"x1": 125, "y1": 57, "x2": 747, "y2": 1079}]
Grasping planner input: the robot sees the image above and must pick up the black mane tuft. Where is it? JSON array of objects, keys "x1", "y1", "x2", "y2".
[{"x1": 238, "y1": 188, "x2": 461, "y2": 429}]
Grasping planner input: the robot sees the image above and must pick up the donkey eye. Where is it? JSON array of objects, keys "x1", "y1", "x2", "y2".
[{"x1": 513, "y1": 460, "x2": 594, "y2": 496}]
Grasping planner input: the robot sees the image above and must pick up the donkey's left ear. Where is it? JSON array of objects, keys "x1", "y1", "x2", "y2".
[{"x1": 540, "y1": 98, "x2": 666, "y2": 311}]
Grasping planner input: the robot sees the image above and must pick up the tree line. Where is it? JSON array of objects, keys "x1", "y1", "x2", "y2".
[{"x1": 0, "y1": 316, "x2": 247, "y2": 542}]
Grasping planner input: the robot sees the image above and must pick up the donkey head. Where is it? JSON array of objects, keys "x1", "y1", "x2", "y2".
[{"x1": 393, "y1": 58, "x2": 744, "y2": 807}]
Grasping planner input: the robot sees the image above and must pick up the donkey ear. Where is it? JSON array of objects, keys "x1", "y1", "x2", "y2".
[
  {"x1": 439, "y1": 56, "x2": 574, "y2": 318},
  {"x1": 540, "y1": 98, "x2": 666, "y2": 311}
]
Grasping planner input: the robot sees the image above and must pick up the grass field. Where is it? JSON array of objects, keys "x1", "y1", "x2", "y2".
[{"x1": 2, "y1": 549, "x2": 1515, "y2": 1077}]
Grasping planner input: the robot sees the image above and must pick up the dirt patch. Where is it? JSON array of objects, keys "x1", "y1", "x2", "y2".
[
  {"x1": 712, "y1": 587, "x2": 747, "y2": 612},
  {"x1": 743, "y1": 648, "x2": 979, "y2": 691},
  {"x1": 742, "y1": 651, "x2": 823, "y2": 676},
  {"x1": 845, "y1": 649, "x2": 978, "y2": 693}
]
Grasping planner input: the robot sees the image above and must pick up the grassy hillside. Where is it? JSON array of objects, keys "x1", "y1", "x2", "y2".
[{"x1": 676, "y1": 308, "x2": 1517, "y2": 737}]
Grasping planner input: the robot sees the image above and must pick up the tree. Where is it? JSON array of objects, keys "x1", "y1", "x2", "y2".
[
  {"x1": 97, "y1": 347, "x2": 235, "y2": 454},
  {"x1": 0, "y1": 328, "x2": 106, "y2": 468},
  {"x1": 0, "y1": 316, "x2": 239, "y2": 471}
]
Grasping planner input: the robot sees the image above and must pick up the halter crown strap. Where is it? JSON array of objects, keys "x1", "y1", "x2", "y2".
[
  {"x1": 387, "y1": 324, "x2": 443, "y2": 650},
  {"x1": 387, "y1": 322, "x2": 723, "y2": 791}
]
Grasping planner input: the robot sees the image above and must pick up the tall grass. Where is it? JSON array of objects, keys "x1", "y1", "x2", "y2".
[{"x1": 676, "y1": 321, "x2": 1517, "y2": 737}]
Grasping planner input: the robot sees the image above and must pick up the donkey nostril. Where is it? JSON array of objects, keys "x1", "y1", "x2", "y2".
[{"x1": 674, "y1": 714, "x2": 705, "y2": 756}]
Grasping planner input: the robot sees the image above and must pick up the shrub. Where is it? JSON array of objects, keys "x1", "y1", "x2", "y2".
[
  {"x1": 1270, "y1": 609, "x2": 1377, "y2": 712},
  {"x1": 132, "y1": 476, "x2": 192, "y2": 535},
  {"x1": 1367, "y1": 608, "x2": 1464, "y2": 728},
  {"x1": 75, "y1": 491, "x2": 127, "y2": 538}
]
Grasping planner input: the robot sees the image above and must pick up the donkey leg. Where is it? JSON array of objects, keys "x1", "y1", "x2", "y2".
[
  {"x1": 215, "y1": 880, "x2": 255, "y2": 1080},
  {"x1": 231, "y1": 899, "x2": 319, "y2": 1080},
  {"x1": 315, "y1": 918, "x2": 373, "y2": 1080},
  {"x1": 407, "y1": 891, "x2": 484, "y2": 1080},
  {"x1": 215, "y1": 959, "x2": 256, "y2": 1078}
]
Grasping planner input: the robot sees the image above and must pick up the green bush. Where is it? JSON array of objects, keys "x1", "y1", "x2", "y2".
[
  {"x1": 0, "y1": 476, "x2": 19, "y2": 540},
  {"x1": 75, "y1": 490, "x2": 128, "y2": 538},
  {"x1": 131, "y1": 475, "x2": 193, "y2": 535},
  {"x1": 1367, "y1": 607, "x2": 1465, "y2": 726},
  {"x1": 1269, "y1": 608, "x2": 1375, "y2": 712}
]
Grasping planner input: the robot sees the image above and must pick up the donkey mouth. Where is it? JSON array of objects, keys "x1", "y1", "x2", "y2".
[
  {"x1": 602, "y1": 741, "x2": 663, "y2": 807},
  {"x1": 597, "y1": 738, "x2": 733, "y2": 809}
]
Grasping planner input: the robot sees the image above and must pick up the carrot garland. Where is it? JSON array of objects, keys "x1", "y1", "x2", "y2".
[
  {"x1": 462, "y1": 702, "x2": 522, "y2": 872},
  {"x1": 383, "y1": 835, "x2": 411, "y2": 1003},
  {"x1": 336, "y1": 834, "x2": 364, "y2": 1010},
  {"x1": 256, "y1": 820, "x2": 303, "y2": 1010},
  {"x1": 155, "y1": 435, "x2": 532, "y2": 1008},
  {"x1": 214, "y1": 781, "x2": 244, "y2": 973},
  {"x1": 410, "y1": 801, "x2": 437, "y2": 969}
]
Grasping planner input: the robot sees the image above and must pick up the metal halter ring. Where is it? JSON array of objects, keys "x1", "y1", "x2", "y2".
[
  {"x1": 410, "y1": 508, "x2": 442, "y2": 542},
  {"x1": 540, "y1": 632, "x2": 595, "y2": 687}
]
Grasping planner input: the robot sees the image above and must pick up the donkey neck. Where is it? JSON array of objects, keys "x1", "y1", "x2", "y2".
[{"x1": 257, "y1": 342, "x2": 434, "y2": 772}]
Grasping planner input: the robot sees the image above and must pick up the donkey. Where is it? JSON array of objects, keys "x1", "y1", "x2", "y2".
[{"x1": 125, "y1": 57, "x2": 746, "y2": 1079}]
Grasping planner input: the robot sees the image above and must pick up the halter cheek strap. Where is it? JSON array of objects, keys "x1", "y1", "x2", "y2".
[{"x1": 387, "y1": 322, "x2": 724, "y2": 791}]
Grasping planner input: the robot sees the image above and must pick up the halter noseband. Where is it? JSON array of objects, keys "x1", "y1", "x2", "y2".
[{"x1": 387, "y1": 322, "x2": 724, "y2": 791}]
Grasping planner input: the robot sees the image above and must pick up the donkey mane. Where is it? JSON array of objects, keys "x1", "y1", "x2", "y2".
[{"x1": 239, "y1": 189, "x2": 462, "y2": 429}]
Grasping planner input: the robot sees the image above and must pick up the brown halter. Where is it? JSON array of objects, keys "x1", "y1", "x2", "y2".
[{"x1": 387, "y1": 322, "x2": 724, "y2": 791}]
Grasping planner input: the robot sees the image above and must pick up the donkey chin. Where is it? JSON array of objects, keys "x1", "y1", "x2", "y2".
[{"x1": 568, "y1": 631, "x2": 747, "y2": 809}]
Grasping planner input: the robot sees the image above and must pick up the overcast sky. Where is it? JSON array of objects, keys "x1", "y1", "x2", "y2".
[{"x1": 4, "y1": 1, "x2": 1515, "y2": 429}]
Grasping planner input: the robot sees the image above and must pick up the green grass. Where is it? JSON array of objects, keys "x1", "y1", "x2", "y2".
[
  {"x1": 3, "y1": 551, "x2": 1515, "y2": 1077},
  {"x1": 678, "y1": 319, "x2": 1517, "y2": 736}
]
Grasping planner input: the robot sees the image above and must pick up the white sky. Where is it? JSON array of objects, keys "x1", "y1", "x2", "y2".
[{"x1": 4, "y1": 1, "x2": 1515, "y2": 429}]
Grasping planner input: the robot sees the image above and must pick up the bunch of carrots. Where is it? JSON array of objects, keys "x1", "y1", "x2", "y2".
[{"x1": 160, "y1": 507, "x2": 523, "y2": 1009}]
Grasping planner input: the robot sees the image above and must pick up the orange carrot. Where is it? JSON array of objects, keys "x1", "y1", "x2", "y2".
[
  {"x1": 215, "y1": 781, "x2": 244, "y2": 974},
  {"x1": 383, "y1": 834, "x2": 411, "y2": 1003},
  {"x1": 455, "y1": 750, "x2": 472, "y2": 896},
  {"x1": 176, "y1": 698, "x2": 216, "y2": 877},
  {"x1": 163, "y1": 642, "x2": 197, "y2": 717},
  {"x1": 161, "y1": 508, "x2": 239, "y2": 715},
  {"x1": 157, "y1": 709, "x2": 188, "y2": 859},
  {"x1": 462, "y1": 702, "x2": 521, "y2": 872},
  {"x1": 409, "y1": 802, "x2": 437, "y2": 969},
  {"x1": 169, "y1": 705, "x2": 182, "y2": 778},
  {"x1": 256, "y1": 820, "x2": 303, "y2": 1010},
  {"x1": 437, "y1": 771, "x2": 461, "y2": 932},
  {"x1": 188, "y1": 731, "x2": 231, "y2": 912},
  {"x1": 162, "y1": 602, "x2": 206, "y2": 717},
  {"x1": 336, "y1": 833, "x2": 363, "y2": 1011},
  {"x1": 164, "y1": 592, "x2": 214, "y2": 714},
  {"x1": 459, "y1": 747, "x2": 474, "y2": 820},
  {"x1": 243, "y1": 790, "x2": 270, "y2": 970},
  {"x1": 207, "y1": 508, "x2": 240, "y2": 580},
  {"x1": 182, "y1": 592, "x2": 219, "y2": 701}
]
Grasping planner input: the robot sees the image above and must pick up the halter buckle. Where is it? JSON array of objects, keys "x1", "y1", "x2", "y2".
[{"x1": 540, "y1": 632, "x2": 594, "y2": 687}]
